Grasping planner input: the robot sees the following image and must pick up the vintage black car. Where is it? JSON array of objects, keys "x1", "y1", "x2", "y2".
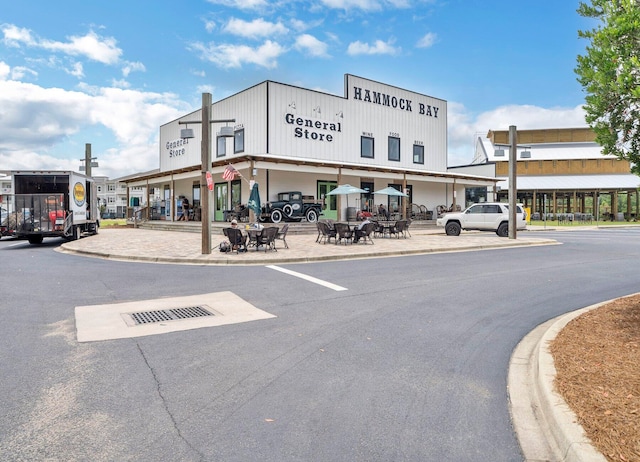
[{"x1": 261, "y1": 191, "x2": 323, "y2": 223}]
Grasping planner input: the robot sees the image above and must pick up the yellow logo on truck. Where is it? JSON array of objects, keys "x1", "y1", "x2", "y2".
[{"x1": 73, "y1": 182, "x2": 86, "y2": 207}]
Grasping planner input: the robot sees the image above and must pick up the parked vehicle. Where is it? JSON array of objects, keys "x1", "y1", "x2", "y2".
[
  {"x1": 7, "y1": 171, "x2": 99, "y2": 244},
  {"x1": 0, "y1": 207, "x2": 14, "y2": 238},
  {"x1": 261, "y1": 191, "x2": 323, "y2": 223},
  {"x1": 436, "y1": 202, "x2": 527, "y2": 237}
]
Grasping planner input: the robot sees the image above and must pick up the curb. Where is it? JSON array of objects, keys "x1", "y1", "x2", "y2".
[
  {"x1": 509, "y1": 305, "x2": 609, "y2": 462},
  {"x1": 58, "y1": 239, "x2": 555, "y2": 266}
]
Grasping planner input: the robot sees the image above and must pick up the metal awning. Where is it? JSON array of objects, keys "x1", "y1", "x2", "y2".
[{"x1": 498, "y1": 174, "x2": 640, "y2": 191}]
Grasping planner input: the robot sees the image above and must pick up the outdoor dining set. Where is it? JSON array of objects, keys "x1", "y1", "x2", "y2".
[
  {"x1": 316, "y1": 219, "x2": 411, "y2": 245},
  {"x1": 221, "y1": 223, "x2": 289, "y2": 253}
]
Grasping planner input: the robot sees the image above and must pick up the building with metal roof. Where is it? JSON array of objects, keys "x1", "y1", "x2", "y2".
[{"x1": 449, "y1": 128, "x2": 639, "y2": 220}]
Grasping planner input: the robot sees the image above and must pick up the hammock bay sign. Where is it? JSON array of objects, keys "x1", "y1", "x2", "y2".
[{"x1": 351, "y1": 86, "x2": 440, "y2": 118}]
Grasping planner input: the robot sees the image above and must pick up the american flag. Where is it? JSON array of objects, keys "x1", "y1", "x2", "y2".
[{"x1": 222, "y1": 164, "x2": 237, "y2": 181}]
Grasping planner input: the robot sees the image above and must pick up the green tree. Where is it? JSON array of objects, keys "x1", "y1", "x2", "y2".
[{"x1": 576, "y1": 0, "x2": 640, "y2": 175}]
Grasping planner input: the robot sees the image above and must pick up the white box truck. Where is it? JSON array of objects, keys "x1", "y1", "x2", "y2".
[{"x1": 8, "y1": 171, "x2": 99, "y2": 244}]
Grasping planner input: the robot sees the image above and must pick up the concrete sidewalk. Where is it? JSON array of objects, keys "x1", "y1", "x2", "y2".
[{"x1": 58, "y1": 226, "x2": 557, "y2": 265}]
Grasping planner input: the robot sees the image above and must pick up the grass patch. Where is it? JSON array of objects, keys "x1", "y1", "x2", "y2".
[
  {"x1": 100, "y1": 218, "x2": 128, "y2": 227},
  {"x1": 529, "y1": 219, "x2": 639, "y2": 227}
]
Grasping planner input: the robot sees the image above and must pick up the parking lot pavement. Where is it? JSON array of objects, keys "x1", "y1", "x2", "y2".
[{"x1": 57, "y1": 227, "x2": 557, "y2": 265}]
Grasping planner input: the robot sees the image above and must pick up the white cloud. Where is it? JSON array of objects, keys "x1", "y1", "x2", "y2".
[
  {"x1": 290, "y1": 19, "x2": 309, "y2": 32},
  {"x1": 41, "y1": 31, "x2": 122, "y2": 64},
  {"x1": 447, "y1": 102, "x2": 588, "y2": 166},
  {"x1": 65, "y1": 62, "x2": 84, "y2": 78},
  {"x1": 1, "y1": 25, "x2": 36, "y2": 46},
  {"x1": 223, "y1": 18, "x2": 288, "y2": 39},
  {"x1": 1, "y1": 25, "x2": 122, "y2": 65},
  {"x1": 0, "y1": 80, "x2": 188, "y2": 178},
  {"x1": 190, "y1": 40, "x2": 286, "y2": 69},
  {"x1": 320, "y1": 0, "x2": 383, "y2": 11},
  {"x1": 204, "y1": 19, "x2": 217, "y2": 33},
  {"x1": 197, "y1": 84, "x2": 215, "y2": 95},
  {"x1": 122, "y1": 61, "x2": 146, "y2": 77},
  {"x1": 11, "y1": 65, "x2": 38, "y2": 80},
  {"x1": 347, "y1": 38, "x2": 400, "y2": 55},
  {"x1": 111, "y1": 78, "x2": 130, "y2": 89},
  {"x1": 205, "y1": 0, "x2": 270, "y2": 9},
  {"x1": 295, "y1": 34, "x2": 330, "y2": 58},
  {"x1": 416, "y1": 32, "x2": 437, "y2": 48},
  {"x1": 0, "y1": 61, "x2": 10, "y2": 79}
]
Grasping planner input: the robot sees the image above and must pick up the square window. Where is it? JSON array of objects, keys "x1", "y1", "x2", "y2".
[
  {"x1": 388, "y1": 137, "x2": 400, "y2": 161},
  {"x1": 361, "y1": 136, "x2": 374, "y2": 158},
  {"x1": 234, "y1": 129, "x2": 244, "y2": 154},
  {"x1": 217, "y1": 136, "x2": 226, "y2": 157},
  {"x1": 413, "y1": 144, "x2": 424, "y2": 164}
]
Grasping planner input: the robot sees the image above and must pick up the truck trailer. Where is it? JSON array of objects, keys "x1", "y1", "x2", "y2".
[{"x1": 6, "y1": 171, "x2": 99, "y2": 244}]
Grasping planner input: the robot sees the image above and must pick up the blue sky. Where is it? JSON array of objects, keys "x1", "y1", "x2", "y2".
[{"x1": 0, "y1": 0, "x2": 593, "y2": 179}]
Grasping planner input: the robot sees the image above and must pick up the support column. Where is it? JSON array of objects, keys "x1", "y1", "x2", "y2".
[
  {"x1": 402, "y1": 174, "x2": 408, "y2": 219},
  {"x1": 146, "y1": 180, "x2": 151, "y2": 220},
  {"x1": 337, "y1": 168, "x2": 342, "y2": 221},
  {"x1": 532, "y1": 190, "x2": 537, "y2": 215},
  {"x1": 170, "y1": 176, "x2": 175, "y2": 222}
]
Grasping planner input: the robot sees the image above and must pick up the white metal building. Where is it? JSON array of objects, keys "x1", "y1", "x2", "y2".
[{"x1": 124, "y1": 74, "x2": 496, "y2": 222}]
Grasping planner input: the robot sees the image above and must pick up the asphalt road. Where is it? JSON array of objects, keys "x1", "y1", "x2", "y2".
[{"x1": 1, "y1": 228, "x2": 639, "y2": 461}]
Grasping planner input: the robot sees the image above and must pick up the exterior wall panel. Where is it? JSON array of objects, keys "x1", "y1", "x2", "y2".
[{"x1": 267, "y1": 75, "x2": 447, "y2": 172}]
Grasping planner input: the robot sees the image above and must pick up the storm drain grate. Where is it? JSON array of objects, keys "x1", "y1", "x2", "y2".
[{"x1": 128, "y1": 306, "x2": 214, "y2": 325}]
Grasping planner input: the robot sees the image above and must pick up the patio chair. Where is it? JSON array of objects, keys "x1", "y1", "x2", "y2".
[
  {"x1": 334, "y1": 222, "x2": 353, "y2": 245},
  {"x1": 257, "y1": 226, "x2": 278, "y2": 252},
  {"x1": 420, "y1": 205, "x2": 433, "y2": 220},
  {"x1": 223, "y1": 227, "x2": 247, "y2": 253},
  {"x1": 372, "y1": 220, "x2": 386, "y2": 238},
  {"x1": 354, "y1": 222, "x2": 375, "y2": 244},
  {"x1": 276, "y1": 223, "x2": 289, "y2": 249},
  {"x1": 389, "y1": 220, "x2": 408, "y2": 238},
  {"x1": 317, "y1": 221, "x2": 336, "y2": 244},
  {"x1": 411, "y1": 203, "x2": 421, "y2": 220}
]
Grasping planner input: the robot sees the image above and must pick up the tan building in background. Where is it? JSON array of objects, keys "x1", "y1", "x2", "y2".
[{"x1": 450, "y1": 127, "x2": 639, "y2": 221}]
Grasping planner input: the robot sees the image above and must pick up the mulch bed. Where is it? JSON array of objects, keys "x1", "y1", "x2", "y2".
[{"x1": 550, "y1": 294, "x2": 640, "y2": 462}]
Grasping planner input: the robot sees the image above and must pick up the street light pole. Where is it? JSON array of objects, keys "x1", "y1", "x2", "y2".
[
  {"x1": 201, "y1": 93, "x2": 212, "y2": 254},
  {"x1": 179, "y1": 93, "x2": 235, "y2": 254},
  {"x1": 508, "y1": 125, "x2": 517, "y2": 239}
]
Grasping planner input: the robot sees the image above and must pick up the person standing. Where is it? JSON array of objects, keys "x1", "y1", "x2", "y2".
[{"x1": 179, "y1": 197, "x2": 190, "y2": 221}]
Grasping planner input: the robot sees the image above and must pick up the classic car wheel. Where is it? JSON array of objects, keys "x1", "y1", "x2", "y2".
[
  {"x1": 271, "y1": 209, "x2": 283, "y2": 223},
  {"x1": 445, "y1": 222, "x2": 461, "y2": 236},
  {"x1": 306, "y1": 209, "x2": 318, "y2": 222},
  {"x1": 283, "y1": 204, "x2": 294, "y2": 216}
]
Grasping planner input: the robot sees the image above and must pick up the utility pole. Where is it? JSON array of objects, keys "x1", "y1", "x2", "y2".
[
  {"x1": 201, "y1": 93, "x2": 212, "y2": 255},
  {"x1": 508, "y1": 125, "x2": 517, "y2": 239}
]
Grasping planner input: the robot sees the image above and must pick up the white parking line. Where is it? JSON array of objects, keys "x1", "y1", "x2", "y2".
[{"x1": 266, "y1": 265, "x2": 348, "y2": 291}]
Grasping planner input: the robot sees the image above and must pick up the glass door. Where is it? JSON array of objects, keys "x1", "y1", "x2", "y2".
[
  {"x1": 318, "y1": 181, "x2": 337, "y2": 221},
  {"x1": 214, "y1": 182, "x2": 228, "y2": 222}
]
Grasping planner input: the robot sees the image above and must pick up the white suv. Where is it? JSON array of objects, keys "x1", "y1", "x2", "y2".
[{"x1": 436, "y1": 202, "x2": 527, "y2": 237}]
